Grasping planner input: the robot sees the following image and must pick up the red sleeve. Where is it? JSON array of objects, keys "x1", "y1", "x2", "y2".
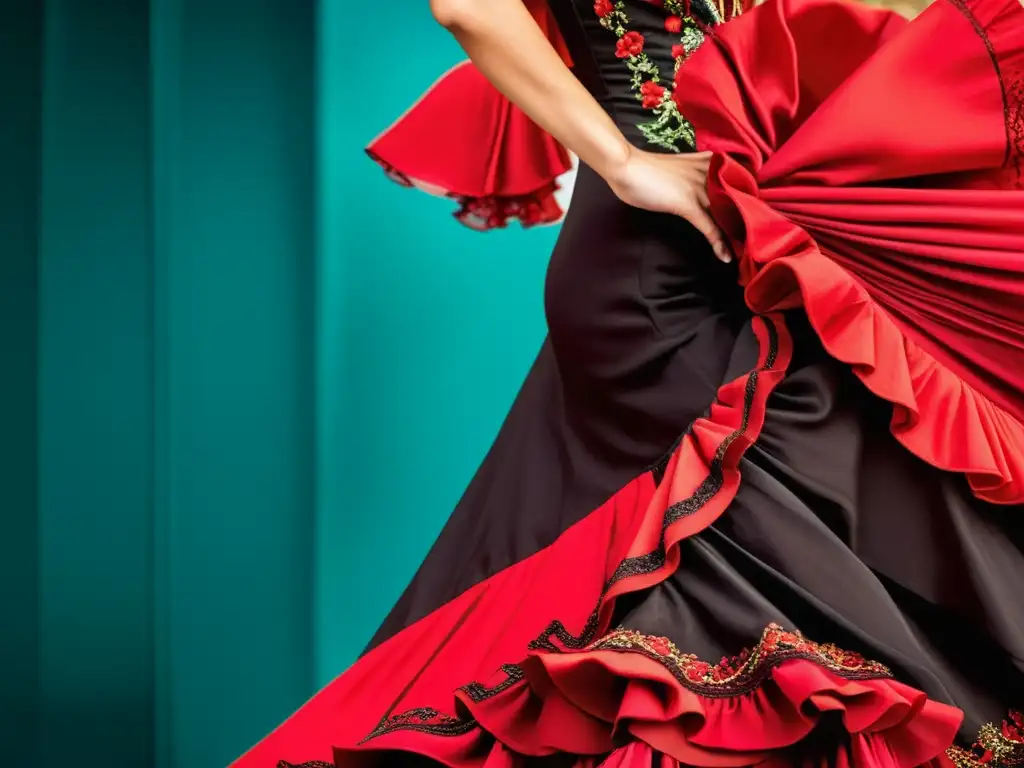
[{"x1": 366, "y1": 0, "x2": 573, "y2": 231}]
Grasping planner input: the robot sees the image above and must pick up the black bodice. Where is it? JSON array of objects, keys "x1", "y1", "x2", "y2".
[{"x1": 546, "y1": 0, "x2": 722, "y2": 152}]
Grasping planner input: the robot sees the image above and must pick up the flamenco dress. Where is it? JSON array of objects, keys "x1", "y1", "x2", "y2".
[{"x1": 235, "y1": 0, "x2": 1024, "y2": 765}]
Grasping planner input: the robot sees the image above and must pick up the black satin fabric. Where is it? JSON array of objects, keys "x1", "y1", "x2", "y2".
[
  {"x1": 368, "y1": 165, "x2": 745, "y2": 649},
  {"x1": 365, "y1": 0, "x2": 1024, "y2": 738}
]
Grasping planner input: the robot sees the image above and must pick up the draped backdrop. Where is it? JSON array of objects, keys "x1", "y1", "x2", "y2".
[{"x1": 0, "y1": 0, "x2": 556, "y2": 766}]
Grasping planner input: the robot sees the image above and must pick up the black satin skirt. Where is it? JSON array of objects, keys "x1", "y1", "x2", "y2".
[{"x1": 366, "y1": 164, "x2": 1024, "y2": 740}]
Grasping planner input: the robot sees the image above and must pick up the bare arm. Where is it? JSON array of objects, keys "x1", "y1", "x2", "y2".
[
  {"x1": 431, "y1": 0, "x2": 634, "y2": 181},
  {"x1": 432, "y1": 0, "x2": 730, "y2": 261}
]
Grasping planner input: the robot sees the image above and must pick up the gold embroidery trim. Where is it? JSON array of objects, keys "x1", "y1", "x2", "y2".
[
  {"x1": 589, "y1": 623, "x2": 891, "y2": 694},
  {"x1": 947, "y1": 712, "x2": 1024, "y2": 768}
]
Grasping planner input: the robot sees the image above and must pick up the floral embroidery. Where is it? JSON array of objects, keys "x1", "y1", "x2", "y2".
[
  {"x1": 640, "y1": 80, "x2": 668, "y2": 108},
  {"x1": 594, "y1": 0, "x2": 718, "y2": 152},
  {"x1": 947, "y1": 712, "x2": 1024, "y2": 768},
  {"x1": 615, "y1": 29, "x2": 646, "y2": 58},
  {"x1": 588, "y1": 623, "x2": 892, "y2": 697}
]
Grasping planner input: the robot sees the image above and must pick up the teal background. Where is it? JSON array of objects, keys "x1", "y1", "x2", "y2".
[{"x1": 0, "y1": 0, "x2": 559, "y2": 765}]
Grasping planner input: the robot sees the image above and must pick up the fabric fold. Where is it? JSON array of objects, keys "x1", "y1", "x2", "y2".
[{"x1": 675, "y1": 0, "x2": 1024, "y2": 503}]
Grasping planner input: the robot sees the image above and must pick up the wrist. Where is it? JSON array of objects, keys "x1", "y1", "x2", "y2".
[{"x1": 594, "y1": 136, "x2": 635, "y2": 187}]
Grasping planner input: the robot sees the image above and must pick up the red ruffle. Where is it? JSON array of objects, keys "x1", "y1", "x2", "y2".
[
  {"x1": 234, "y1": 473, "x2": 660, "y2": 768},
  {"x1": 594, "y1": 315, "x2": 790, "y2": 616},
  {"x1": 675, "y1": 0, "x2": 1024, "y2": 504},
  {"x1": 459, "y1": 625, "x2": 963, "y2": 768},
  {"x1": 366, "y1": 149, "x2": 566, "y2": 231},
  {"x1": 365, "y1": 0, "x2": 573, "y2": 231},
  {"x1": 366, "y1": 59, "x2": 572, "y2": 231}
]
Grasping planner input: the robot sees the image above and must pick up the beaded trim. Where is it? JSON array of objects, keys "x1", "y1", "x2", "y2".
[
  {"x1": 362, "y1": 706, "x2": 476, "y2": 742},
  {"x1": 594, "y1": 0, "x2": 719, "y2": 151},
  {"x1": 590, "y1": 623, "x2": 892, "y2": 698},
  {"x1": 604, "y1": 318, "x2": 778, "y2": 589},
  {"x1": 947, "y1": 712, "x2": 1024, "y2": 768}
]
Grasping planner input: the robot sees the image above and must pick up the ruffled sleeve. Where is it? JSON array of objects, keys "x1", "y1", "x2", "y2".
[{"x1": 366, "y1": 0, "x2": 574, "y2": 231}]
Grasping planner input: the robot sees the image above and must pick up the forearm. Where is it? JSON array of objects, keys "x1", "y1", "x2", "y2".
[{"x1": 432, "y1": 0, "x2": 633, "y2": 181}]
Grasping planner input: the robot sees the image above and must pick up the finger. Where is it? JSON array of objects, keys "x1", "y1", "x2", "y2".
[
  {"x1": 684, "y1": 205, "x2": 732, "y2": 263},
  {"x1": 695, "y1": 185, "x2": 710, "y2": 210}
]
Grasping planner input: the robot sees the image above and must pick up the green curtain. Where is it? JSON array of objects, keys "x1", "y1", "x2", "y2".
[{"x1": 0, "y1": 0, "x2": 558, "y2": 765}]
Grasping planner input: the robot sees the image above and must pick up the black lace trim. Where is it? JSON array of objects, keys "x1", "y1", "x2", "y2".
[
  {"x1": 609, "y1": 318, "x2": 777, "y2": 588},
  {"x1": 944, "y1": 0, "x2": 1024, "y2": 187},
  {"x1": 363, "y1": 706, "x2": 477, "y2": 742}
]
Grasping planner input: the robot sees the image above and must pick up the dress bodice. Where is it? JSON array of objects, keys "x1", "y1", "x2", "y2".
[{"x1": 545, "y1": 0, "x2": 726, "y2": 153}]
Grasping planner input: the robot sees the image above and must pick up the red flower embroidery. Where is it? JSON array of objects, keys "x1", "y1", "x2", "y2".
[
  {"x1": 665, "y1": 15, "x2": 683, "y2": 32},
  {"x1": 594, "y1": 0, "x2": 615, "y2": 17},
  {"x1": 671, "y1": 43, "x2": 686, "y2": 59},
  {"x1": 639, "y1": 80, "x2": 666, "y2": 108},
  {"x1": 1006, "y1": 711, "x2": 1024, "y2": 741},
  {"x1": 615, "y1": 31, "x2": 645, "y2": 58},
  {"x1": 647, "y1": 636, "x2": 672, "y2": 656},
  {"x1": 684, "y1": 660, "x2": 711, "y2": 682}
]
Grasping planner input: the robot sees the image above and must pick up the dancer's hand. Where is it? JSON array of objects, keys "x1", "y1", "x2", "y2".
[{"x1": 606, "y1": 149, "x2": 731, "y2": 263}]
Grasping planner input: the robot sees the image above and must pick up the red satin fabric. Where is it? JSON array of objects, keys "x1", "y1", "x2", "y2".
[
  {"x1": 674, "y1": 0, "x2": 1024, "y2": 503},
  {"x1": 366, "y1": 0, "x2": 572, "y2": 230},
  {"x1": 234, "y1": 471, "x2": 658, "y2": 766}
]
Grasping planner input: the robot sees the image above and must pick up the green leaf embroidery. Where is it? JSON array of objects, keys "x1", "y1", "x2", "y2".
[{"x1": 597, "y1": 2, "x2": 713, "y2": 153}]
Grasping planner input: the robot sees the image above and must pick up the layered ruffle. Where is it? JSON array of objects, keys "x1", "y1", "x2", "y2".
[
  {"x1": 459, "y1": 624, "x2": 963, "y2": 768},
  {"x1": 674, "y1": 0, "x2": 1024, "y2": 504},
  {"x1": 366, "y1": 60, "x2": 573, "y2": 230},
  {"x1": 364, "y1": 0, "x2": 573, "y2": 231}
]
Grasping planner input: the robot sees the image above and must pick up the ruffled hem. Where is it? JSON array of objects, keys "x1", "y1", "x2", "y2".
[
  {"x1": 281, "y1": 709, "x2": 1024, "y2": 767},
  {"x1": 336, "y1": 624, "x2": 969, "y2": 768},
  {"x1": 737, "y1": 214, "x2": 1024, "y2": 505},
  {"x1": 366, "y1": 149, "x2": 566, "y2": 231},
  {"x1": 460, "y1": 624, "x2": 962, "y2": 768}
]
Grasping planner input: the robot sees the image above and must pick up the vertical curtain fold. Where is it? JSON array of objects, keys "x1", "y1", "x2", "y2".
[{"x1": 2, "y1": 1, "x2": 317, "y2": 765}]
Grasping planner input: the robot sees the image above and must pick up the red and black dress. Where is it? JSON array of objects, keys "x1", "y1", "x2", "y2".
[{"x1": 236, "y1": 0, "x2": 1024, "y2": 765}]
